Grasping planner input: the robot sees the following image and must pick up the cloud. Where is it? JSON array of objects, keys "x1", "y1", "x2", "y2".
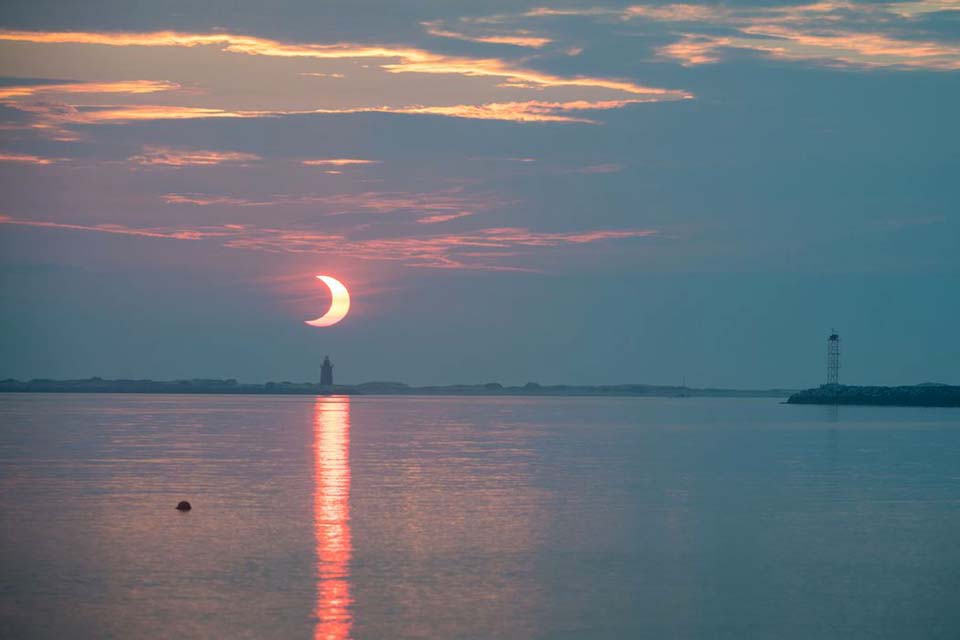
[
  {"x1": 162, "y1": 193, "x2": 258, "y2": 207},
  {"x1": 638, "y1": 2, "x2": 960, "y2": 69},
  {"x1": 417, "y1": 211, "x2": 473, "y2": 224},
  {"x1": 0, "y1": 214, "x2": 233, "y2": 240},
  {"x1": 301, "y1": 158, "x2": 380, "y2": 166},
  {"x1": 735, "y1": 25, "x2": 960, "y2": 70},
  {"x1": 0, "y1": 80, "x2": 177, "y2": 100},
  {"x1": 308, "y1": 97, "x2": 677, "y2": 124},
  {"x1": 505, "y1": 2, "x2": 960, "y2": 70},
  {"x1": 129, "y1": 146, "x2": 261, "y2": 166},
  {"x1": 660, "y1": 28, "x2": 960, "y2": 69},
  {"x1": 657, "y1": 36, "x2": 729, "y2": 66},
  {"x1": 0, "y1": 29, "x2": 685, "y2": 95},
  {"x1": 0, "y1": 214, "x2": 657, "y2": 270},
  {"x1": 422, "y1": 21, "x2": 552, "y2": 48},
  {"x1": 300, "y1": 72, "x2": 345, "y2": 78},
  {"x1": 622, "y1": 4, "x2": 729, "y2": 22},
  {"x1": 0, "y1": 151, "x2": 60, "y2": 165},
  {"x1": 0, "y1": 28, "x2": 690, "y2": 135},
  {"x1": 1, "y1": 102, "x2": 259, "y2": 141},
  {"x1": 161, "y1": 186, "x2": 500, "y2": 218}
]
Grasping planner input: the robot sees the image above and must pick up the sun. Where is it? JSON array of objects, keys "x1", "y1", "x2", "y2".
[{"x1": 305, "y1": 275, "x2": 351, "y2": 327}]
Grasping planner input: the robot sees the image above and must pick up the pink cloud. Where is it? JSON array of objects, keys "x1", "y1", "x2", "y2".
[
  {"x1": 129, "y1": 146, "x2": 261, "y2": 166},
  {"x1": 0, "y1": 152, "x2": 60, "y2": 165},
  {"x1": 660, "y1": 28, "x2": 960, "y2": 69},
  {"x1": 417, "y1": 211, "x2": 473, "y2": 224},
  {"x1": 508, "y1": 2, "x2": 960, "y2": 70},
  {"x1": 301, "y1": 158, "x2": 380, "y2": 166},
  {"x1": 161, "y1": 187, "x2": 501, "y2": 218},
  {"x1": 0, "y1": 214, "x2": 658, "y2": 270}
]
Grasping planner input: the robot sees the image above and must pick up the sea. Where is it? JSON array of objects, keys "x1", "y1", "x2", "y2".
[{"x1": 1, "y1": 393, "x2": 958, "y2": 639}]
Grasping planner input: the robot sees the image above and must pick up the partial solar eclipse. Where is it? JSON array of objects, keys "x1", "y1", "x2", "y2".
[{"x1": 305, "y1": 275, "x2": 350, "y2": 327}]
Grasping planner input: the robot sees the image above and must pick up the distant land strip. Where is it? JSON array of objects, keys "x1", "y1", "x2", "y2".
[
  {"x1": 787, "y1": 384, "x2": 960, "y2": 408},
  {"x1": 0, "y1": 378, "x2": 795, "y2": 398}
]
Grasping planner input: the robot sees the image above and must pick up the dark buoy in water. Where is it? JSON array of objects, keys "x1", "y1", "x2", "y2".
[{"x1": 176, "y1": 501, "x2": 192, "y2": 511}]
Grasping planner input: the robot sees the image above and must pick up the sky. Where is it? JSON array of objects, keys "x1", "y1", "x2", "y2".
[{"x1": 0, "y1": 0, "x2": 957, "y2": 388}]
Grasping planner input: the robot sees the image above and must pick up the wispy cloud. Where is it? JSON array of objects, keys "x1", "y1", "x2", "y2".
[
  {"x1": 299, "y1": 72, "x2": 345, "y2": 78},
  {"x1": 0, "y1": 151, "x2": 60, "y2": 165},
  {"x1": 417, "y1": 211, "x2": 473, "y2": 224},
  {"x1": 0, "y1": 80, "x2": 177, "y2": 100},
  {"x1": 162, "y1": 193, "x2": 258, "y2": 207},
  {"x1": 2, "y1": 102, "x2": 259, "y2": 141},
  {"x1": 0, "y1": 214, "x2": 234, "y2": 240},
  {"x1": 638, "y1": 2, "x2": 960, "y2": 69},
  {"x1": 422, "y1": 21, "x2": 552, "y2": 48},
  {"x1": 660, "y1": 28, "x2": 960, "y2": 69},
  {"x1": 308, "y1": 98, "x2": 676, "y2": 124},
  {"x1": 162, "y1": 186, "x2": 499, "y2": 218},
  {"x1": 301, "y1": 158, "x2": 380, "y2": 166},
  {"x1": 0, "y1": 214, "x2": 658, "y2": 270},
  {"x1": 129, "y1": 146, "x2": 261, "y2": 166},
  {"x1": 506, "y1": 2, "x2": 960, "y2": 70},
  {"x1": 0, "y1": 29, "x2": 687, "y2": 96},
  {"x1": 0, "y1": 28, "x2": 690, "y2": 135}
]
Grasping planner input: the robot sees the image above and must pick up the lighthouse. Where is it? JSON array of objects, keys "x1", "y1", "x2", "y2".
[{"x1": 320, "y1": 355, "x2": 334, "y2": 386}]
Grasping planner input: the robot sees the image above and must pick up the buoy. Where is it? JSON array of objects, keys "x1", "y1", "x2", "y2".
[{"x1": 176, "y1": 501, "x2": 192, "y2": 511}]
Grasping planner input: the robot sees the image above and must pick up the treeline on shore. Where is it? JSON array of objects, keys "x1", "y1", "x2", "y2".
[
  {"x1": 0, "y1": 377, "x2": 794, "y2": 398},
  {"x1": 787, "y1": 384, "x2": 960, "y2": 407}
]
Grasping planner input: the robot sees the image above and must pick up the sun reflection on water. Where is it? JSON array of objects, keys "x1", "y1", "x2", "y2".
[{"x1": 313, "y1": 396, "x2": 352, "y2": 640}]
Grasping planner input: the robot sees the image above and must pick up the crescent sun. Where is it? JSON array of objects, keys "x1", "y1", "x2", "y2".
[{"x1": 305, "y1": 275, "x2": 350, "y2": 327}]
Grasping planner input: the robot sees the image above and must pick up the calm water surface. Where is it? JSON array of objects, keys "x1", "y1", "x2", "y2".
[{"x1": 1, "y1": 394, "x2": 959, "y2": 639}]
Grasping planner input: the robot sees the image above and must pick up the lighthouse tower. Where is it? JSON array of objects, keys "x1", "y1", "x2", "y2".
[
  {"x1": 826, "y1": 331, "x2": 840, "y2": 386},
  {"x1": 320, "y1": 355, "x2": 334, "y2": 386}
]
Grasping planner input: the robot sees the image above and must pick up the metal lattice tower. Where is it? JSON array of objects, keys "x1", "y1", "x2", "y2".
[{"x1": 826, "y1": 330, "x2": 840, "y2": 385}]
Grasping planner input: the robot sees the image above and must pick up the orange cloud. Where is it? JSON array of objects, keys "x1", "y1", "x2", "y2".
[
  {"x1": 0, "y1": 80, "x2": 177, "y2": 100},
  {"x1": 0, "y1": 29, "x2": 686, "y2": 97},
  {"x1": 7, "y1": 97, "x2": 669, "y2": 130},
  {"x1": 309, "y1": 98, "x2": 678, "y2": 124},
  {"x1": 0, "y1": 29, "x2": 692, "y2": 136},
  {"x1": 129, "y1": 146, "x2": 261, "y2": 166},
  {"x1": 1, "y1": 102, "x2": 260, "y2": 140},
  {"x1": 0, "y1": 152, "x2": 59, "y2": 164},
  {"x1": 658, "y1": 36, "x2": 731, "y2": 66}
]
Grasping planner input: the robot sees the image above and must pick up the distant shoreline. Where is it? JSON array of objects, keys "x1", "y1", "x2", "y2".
[
  {"x1": 787, "y1": 384, "x2": 960, "y2": 408},
  {"x1": 0, "y1": 378, "x2": 795, "y2": 399}
]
